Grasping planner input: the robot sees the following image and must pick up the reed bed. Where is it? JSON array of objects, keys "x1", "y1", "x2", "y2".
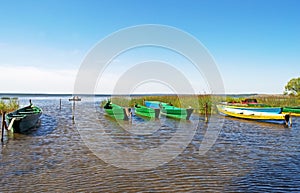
[
  {"x1": 0, "y1": 98, "x2": 19, "y2": 114},
  {"x1": 255, "y1": 95, "x2": 299, "y2": 107},
  {"x1": 102, "y1": 95, "x2": 225, "y2": 115},
  {"x1": 101, "y1": 95, "x2": 299, "y2": 115},
  {"x1": 225, "y1": 95, "x2": 299, "y2": 107}
]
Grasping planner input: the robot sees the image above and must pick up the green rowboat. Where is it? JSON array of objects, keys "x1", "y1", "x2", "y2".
[
  {"x1": 103, "y1": 102, "x2": 131, "y2": 120},
  {"x1": 161, "y1": 104, "x2": 194, "y2": 120},
  {"x1": 282, "y1": 106, "x2": 300, "y2": 116},
  {"x1": 145, "y1": 101, "x2": 193, "y2": 120},
  {"x1": 134, "y1": 104, "x2": 160, "y2": 119}
]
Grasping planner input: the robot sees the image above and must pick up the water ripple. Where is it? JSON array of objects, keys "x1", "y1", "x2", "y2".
[{"x1": 1, "y1": 97, "x2": 300, "y2": 192}]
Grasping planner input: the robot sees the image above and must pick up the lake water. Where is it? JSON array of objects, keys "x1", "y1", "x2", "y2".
[{"x1": 1, "y1": 96, "x2": 300, "y2": 192}]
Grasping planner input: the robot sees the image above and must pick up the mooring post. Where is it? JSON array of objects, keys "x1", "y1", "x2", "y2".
[
  {"x1": 72, "y1": 100, "x2": 75, "y2": 120},
  {"x1": 59, "y1": 99, "x2": 62, "y2": 110},
  {"x1": 204, "y1": 103, "x2": 208, "y2": 123},
  {"x1": 69, "y1": 96, "x2": 81, "y2": 122},
  {"x1": 1, "y1": 112, "x2": 5, "y2": 142}
]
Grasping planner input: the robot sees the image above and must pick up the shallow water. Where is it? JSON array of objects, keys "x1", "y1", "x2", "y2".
[{"x1": 1, "y1": 96, "x2": 300, "y2": 192}]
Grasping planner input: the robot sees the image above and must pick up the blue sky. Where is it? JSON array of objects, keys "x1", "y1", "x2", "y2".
[{"x1": 0, "y1": 0, "x2": 299, "y2": 94}]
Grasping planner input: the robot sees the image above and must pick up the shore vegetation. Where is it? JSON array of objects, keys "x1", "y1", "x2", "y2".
[
  {"x1": 101, "y1": 94, "x2": 299, "y2": 115},
  {"x1": 0, "y1": 97, "x2": 19, "y2": 114}
]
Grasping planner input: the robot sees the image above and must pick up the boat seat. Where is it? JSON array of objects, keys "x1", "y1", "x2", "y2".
[
  {"x1": 18, "y1": 111, "x2": 35, "y2": 114},
  {"x1": 11, "y1": 114, "x2": 25, "y2": 117}
]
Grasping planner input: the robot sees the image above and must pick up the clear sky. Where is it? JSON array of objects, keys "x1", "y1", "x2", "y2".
[{"x1": 0, "y1": 0, "x2": 299, "y2": 94}]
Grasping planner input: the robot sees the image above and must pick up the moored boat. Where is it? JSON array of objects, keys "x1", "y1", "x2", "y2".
[
  {"x1": 144, "y1": 101, "x2": 161, "y2": 108},
  {"x1": 134, "y1": 104, "x2": 160, "y2": 119},
  {"x1": 103, "y1": 101, "x2": 131, "y2": 120},
  {"x1": 145, "y1": 101, "x2": 193, "y2": 120},
  {"x1": 228, "y1": 98, "x2": 271, "y2": 107},
  {"x1": 69, "y1": 96, "x2": 81, "y2": 101},
  {"x1": 217, "y1": 104, "x2": 291, "y2": 125},
  {"x1": 6, "y1": 103, "x2": 42, "y2": 133},
  {"x1": 282, "y1": 106, "x2": 300, "y2": 116},
  {"x1": 224, "y1": 105, "x2": 282, "y2": 114}
]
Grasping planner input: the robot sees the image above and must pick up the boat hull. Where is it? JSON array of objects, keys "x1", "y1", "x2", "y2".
[
  {"x1": 145, "y1": 101, "x2": 193, "y2": 120},
  {"x1": 161, "y1": 107, "x2": 194, "y2": 120},
  {"x1": 104, "y1": 103, "x2": 130, "y2": 120},
  {"x1": 217, "y1": 105, "x2": 290, "y2": 124},
  {"x1": 6, "y1": 106, "x2": 42, "y2": 133},
  {"x1": 144, "y1": 101, "x2": 161, "y2": 108},
  {"x1": 225, "y1": 105, "x2": 282, "y2": 114},
  {"x1": 135, "y1": 105, "x2": 160, "y2": 118},
  {"x1": 282, "y1": 107, "x2": 300, "y2": 116}
]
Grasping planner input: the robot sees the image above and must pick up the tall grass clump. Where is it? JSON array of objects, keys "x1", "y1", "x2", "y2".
[
  {"x1": 131, "y1": 94, "x2": 225, "y2": 115},
  {"x1": 0, "y1": 97, "x2": 19, "y2": 114}
]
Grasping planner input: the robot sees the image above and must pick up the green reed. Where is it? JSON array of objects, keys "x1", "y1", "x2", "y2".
[
  {"x1": 122, "y1": 95, "x2": 224, "y2": 115},
  {"x1": 0, "y1": 97, "x2": 19, "y2": 114},
  {"x1": 255, "y1": 95, "x2": 299, "y2": 107},
  {"x1": 100, "y1": 95, "x2": 299, "y2": 115},
  {"x1": 223, "y1": 95, "x2": 299, "y2": 107}
]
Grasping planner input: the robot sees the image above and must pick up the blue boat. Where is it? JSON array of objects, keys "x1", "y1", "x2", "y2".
[
  {"x1": 144, "y1": 101, "x2": 161, "y2": 108},
  {"x1": 145, "y1": 101, "x2": 193, "y2": 120},
  {"x1": 224, "y1": 105, "x2": 282, "y2": 114}
]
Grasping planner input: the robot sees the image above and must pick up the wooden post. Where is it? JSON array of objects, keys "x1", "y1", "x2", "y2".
[
  {"x1": 284, "y1": 113, "x2": 292, "y2": 127},
  {"x1": 204, "y1": 103, "x2": 208, "y2": 123},
  {"x1": 59, "y1": 99, "x2": 62, "y2": 110},
  {"x1": 69, "y1": 96, "x2": 81, "y2": 121},
  {"x1": 289, "y1": 113, "x2": 292, "y2": 127},
  {"x1": 1, "y1": 112, "x2": 5, "y2": 142},
  {"x1": 4, "y1": 114, "x2": 8, "y2": 130},
  {"x1": 72, "y1": 100, "x2": 75, "y2": 120}
]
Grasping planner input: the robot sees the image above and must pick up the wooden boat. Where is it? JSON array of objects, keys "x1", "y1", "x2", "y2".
[
  {"x1": 228, "y1": 98, "x2": 271, "y2": 107},
  {"x1": 282, "y1": 106, "x2": 300, "y2": 116},
  {"x1": 103, "y1": 101, "x2": 131, "y2": 120},
  {"x1": 69, "y1": 96, "x2": 81, "y2": 101},
  {"x1": 134, "y1": 104, "x2": 160, "y2": 119},
  {"x1": 145, "y1": 101, "x2": 193, "y2": 120},
  {"x1": 217, "y1": 105, "x2": 291, "y2": 125},
  {"x1": 224, "y1": 105, "x2": 282, "y2": 114},
  {"x1": 144, "y1": 101, "x2": 161, "y2": 108},
  {"x1": 6, "y1": 104, "x2": 42, "y2": 133},
  {"x1": 241, "y1": 98, "x2": 258, "y2": 104}
]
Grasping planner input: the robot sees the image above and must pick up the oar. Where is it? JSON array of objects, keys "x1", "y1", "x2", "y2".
[{"x1": 7, "y1": 118, "x2": 16, "y2": 131}]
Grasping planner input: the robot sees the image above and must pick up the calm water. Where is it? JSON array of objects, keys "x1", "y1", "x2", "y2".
[{"x1": 1, "y1": 96, "x2": 300, "y2": 192}]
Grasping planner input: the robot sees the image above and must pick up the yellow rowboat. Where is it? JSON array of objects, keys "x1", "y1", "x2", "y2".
[
  {"x1": 217, "y1": 105, "x2": 291, "y2": 125},
  {"x1": 282, "y1": 112, "x2": 300, "y2": 117}
]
